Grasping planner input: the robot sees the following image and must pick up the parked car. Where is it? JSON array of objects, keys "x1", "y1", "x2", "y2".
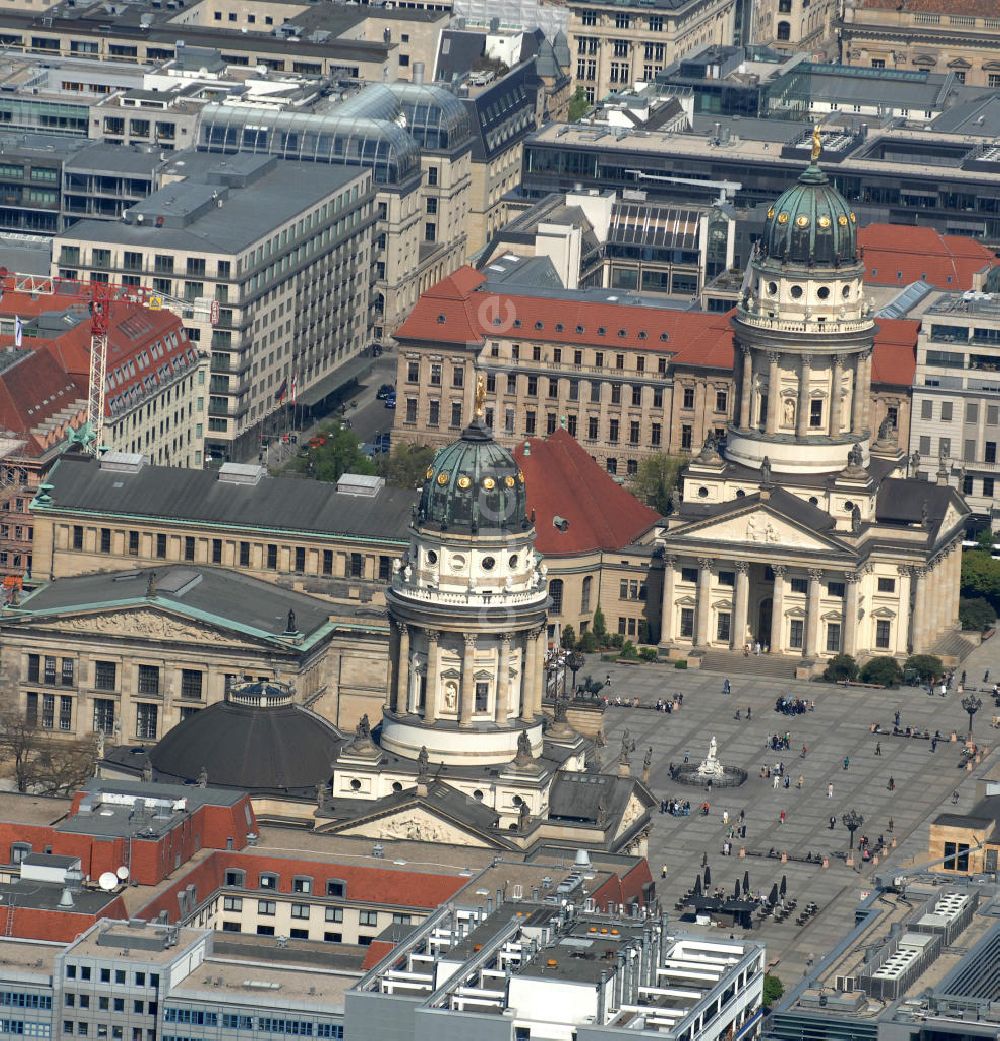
[
  {"x1": 384, "y1": 394, "x2": 397, "y2": 409},
  {"x1": 376, "y1": 383, "x2": 395, "y2": 400}
]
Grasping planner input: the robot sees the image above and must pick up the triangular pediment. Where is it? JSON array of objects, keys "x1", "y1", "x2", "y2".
[
  {"x1": 939, "y1": 501, "x2": 964, "y2": 537},
  {"x1": 668, "y1": 504, "x2": 842, "y2": 553},
  {"x1": 7, "y1": 605, "x2": 260, "y2": 648},
  {"x1": 332, "y1": 802, "x2": 493, "y2": 847}
]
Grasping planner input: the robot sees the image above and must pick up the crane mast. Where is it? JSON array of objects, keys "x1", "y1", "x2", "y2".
[{"x1": 86, "y1": 282, "x2": 114, "y2": 456}]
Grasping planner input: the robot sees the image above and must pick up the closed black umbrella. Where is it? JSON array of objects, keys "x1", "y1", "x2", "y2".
[
  {"x1": 703, "y1": 865, "x2": 712, "y2": 887},
  {"x1": 693, "y1": 875, "x2": 702, "y2": 896},
  {"x1": 768, "y1": 883, "x2": 779, "y2": 906},
  {"x1": 742, "y1": 871, "x2": 750, "y2": 895},
  {"x1": 733, "y1": 880, "x2": 741, "y2": 900},
  {"x1": 780, "y1": 874, "x2": 787, "y2": 898}
]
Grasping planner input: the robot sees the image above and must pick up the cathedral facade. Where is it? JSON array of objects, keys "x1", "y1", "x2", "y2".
[{"x1": 658, "y1": 147, "x2": 969, "y2": 664}]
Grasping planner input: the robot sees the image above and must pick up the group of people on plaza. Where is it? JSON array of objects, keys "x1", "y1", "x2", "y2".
[{"x1": 775, "y1": 695, "x2": 812, "y2": 715}]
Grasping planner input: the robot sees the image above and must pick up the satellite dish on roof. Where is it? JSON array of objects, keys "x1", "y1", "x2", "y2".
[
  {"x1": 116, "y1": 866, "x2": 130, "y2": 881},
  {"x1": 98, "y1": 872, "x2": 118, "y2": 892}
]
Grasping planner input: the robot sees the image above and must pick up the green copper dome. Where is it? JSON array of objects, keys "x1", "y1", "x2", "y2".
[
  {"x1": 417, "y1": 419, "x2": 529, "y2": 535},
  {"x1": 761, "y1": 162, "x2": 857, "y2": 267}
]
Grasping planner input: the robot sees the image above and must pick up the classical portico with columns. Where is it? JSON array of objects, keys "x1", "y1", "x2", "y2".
[
  {"x1": 658, "y1": 147, "x2": 969, "y2": 666},
  {"x1": 320, "y1": 396, "x2": 654, "y2": 854}
]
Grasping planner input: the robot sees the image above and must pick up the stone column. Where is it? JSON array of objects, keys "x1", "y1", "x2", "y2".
[
  {"x1": 386, "y1": 622, "x2": 400, "y2": 710},
  {"x1": 843, "y1": 571, "x2": 860, "y2": 656},
  {"x1": 695, "y1": 558, "x2": 713, "y2": 646},
  {"x1": 830, "y1": 355, "x2": 844, "y2": 436},
  {"x1": 393, "y1": 623, "x2": 409, "y2": 714},
  {"x1": 850, "y1": 352, "x2": 866, "y2": 435},
  {"x1": 495, "y1": 634, "x2": 511, "y2": 725},
  {"x1": 459, "y1": 633, "x2": 476, "y2": 727},
  {"x1": 521, "y1": 630, "x2": 536, "y2": 722},
  {"x1": 805, "y1": 569, "x2": 823, "y2": 658},
  {"x1": 765, "y1": 352, "x2": 780, "y2": 435},
  {"x1": 895, "y1": 566, "x2": 911, "y2": 656},
  {"x1": 796, "y1": 354, "x2": 811, "y2": 439},
  {"x1": 739, "y1": 347, "x2": 752, "y2": 429},
  {"x1": 533, "y1": 629, "x2": 547, "y2": 716},
  {"x1": 660, "y1": 555, "x2": 677, "y2": 645},
  {"x1": 853, "y1": 349, "x2": 869, "y2": 430},
  {"x1": 424, "y1": 630, "x2": 440, "y2": 724},
  {"x1": 770, "y1": 565, "x2": 786, "y2": 654},
  {"x1": 732, "y1": 561, "x2": 750, "y2": 650},
  {"x1": 910, "y1": 566, "x2": 927, "y2": 653}
]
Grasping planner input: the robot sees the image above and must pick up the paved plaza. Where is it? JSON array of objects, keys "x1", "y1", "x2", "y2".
[{"x1": 592, "y1": 642, "x2": 1000, "y2": 986}]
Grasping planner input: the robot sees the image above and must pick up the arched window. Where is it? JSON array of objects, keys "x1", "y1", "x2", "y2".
[
  {"x1": 581, "y1": 575, "x2": 593, "y2": 614},
  {"x1": 777, "y1": 20, "x2": 791, "y2": 40},
  {"x1": 549, "y1": 578, "x2": 564, "y2": 615}
]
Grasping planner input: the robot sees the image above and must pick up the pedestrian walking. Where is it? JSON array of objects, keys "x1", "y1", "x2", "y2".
[
  {"x1": 829, "y1": 814, "x2": 836, "y2": 829},
  {"x1": 779, "y1": 810, "x2": 786, "y2": 825},
  {"x1": 773, "y1": 773, "x2": 780, "y2": 790},
  {"x1": 888, "y1": 816, "x2": 894, "y2": 833},
  {"x1": 723, "y1": 810, "x2": 730, "y2": 825},
  {"x1": 894, "y1": 709, "x2": 901, "y2": 728},
  {"x1": 874, "y1": 742, "x2": 881, "y2": 756},
  {"x1": 723, "y1": 678, "x2": 731, "y2": 695},
  {"x1": 661, "y1": 864, "x2": 668, "y2": 879},
  {"x1": 827, "y1": 782, "x2": 834, "y2": 799},
  {"x1": 931, "y1": 737, "x2": 937, "y2": 753},
  {"x1": 796, "y1": 774, "x2": 804, "y2": 789},
  {"x1": 952, "y1": 789, "x2": 960, "y2": 805},
  {"x1": 961, "y1": 669, "x2": 967, "y2": 686},
  {"x1": 739, "y1": 809, "x2": 745, "y2": 823},
  {"x1": 888, "y1": 776, "x2": 895, "y2": 791},
  {"x1": 984, "y1": 669, "x2": 990, "y2": 683},
  {"x1": 843, "y1": 755, "x2": 850, "y2": 770},
  {"x1": 746, "y1": 706, "x2": 752, "y2": 720}
]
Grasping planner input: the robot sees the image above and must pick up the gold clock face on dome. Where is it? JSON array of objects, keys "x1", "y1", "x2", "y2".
[
  {"x1": 838, "y1": 215, "x2": 849, "y2": 226},
  {"x1": 425, "y1": 466, "x2": 434, "y2": 479},
  {"x1": 504, "y1": 476, "x2": 515, "y2": 488},
  {"x1": 482, "y1": 476, "x2": 496, "y2": 490},
  {"x1": 818, "y1": 215, "x2": 831, "y2": 228},
  {"x1": 457, "y1": 475, "x2": 472, "y2": 489},
  {"x1": 767, "y1": 207, "x2": 775, "y2": 219},
  {"x1": 795, "y1": 215, "x2": 809, "y2": 228},
  {"x1": 436, "y1": 472, "x2": 449, "y2": 486},
  {"x1": 777, "y1": 212, "x2": 789, "y2": 224},
  {"x1": 849, "y1": 212, "x2": 857, "y2": 223}
]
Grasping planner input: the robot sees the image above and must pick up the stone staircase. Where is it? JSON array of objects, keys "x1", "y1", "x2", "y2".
[{"x1": 695, "y1": 648, "x2": 803, "y2": 680}]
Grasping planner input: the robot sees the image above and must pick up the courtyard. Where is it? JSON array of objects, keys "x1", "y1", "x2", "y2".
[{"x1": 592, "y1": 645, "x2": 999, "y2": 984}]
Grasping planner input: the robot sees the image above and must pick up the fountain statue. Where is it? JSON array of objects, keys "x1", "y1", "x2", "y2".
[
  {"x1": 670, "y1": 734, "x2": 746, "y2": 788},
  {"x1": 696, "y1": 735, "x2": 725, "y2": 781}
]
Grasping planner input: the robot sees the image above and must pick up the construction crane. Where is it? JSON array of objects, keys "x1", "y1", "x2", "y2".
[
  {"x1": 86, "y1": 280, "x2": 114, "y2": 457},
  {"x1": 0, "y1": 267, "x2": 210, "y2": 456}
]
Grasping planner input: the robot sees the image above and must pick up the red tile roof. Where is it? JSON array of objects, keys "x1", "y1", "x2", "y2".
[
  {"x1": 0, "y1": 348, "x2": 85, "y2": 437},
  {"x1": 872, "y1": 318, "x2": 919, "y2": 387},
  {"x1": 0, "y1": 291, "x2": 197, "y2": 419},
  {"x1": 395, "y1": 266, "x2": 734, "y2": 369},
  {"x1": 857, "y1": 225, "x2": 995, "y2": 290},
  {"x1": 515, "y1": 429, "x2": 660, "y2": 556}
]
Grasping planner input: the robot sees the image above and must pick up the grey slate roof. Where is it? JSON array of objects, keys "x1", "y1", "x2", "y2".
[
  {"x1": 13, "y1": 564, "x2": 335, "y2": 643},
  {"x1": 64, "y1": 153, "x2": 363, "y2": 254},
  {"x1": 150, "y1": 698, "x2": 344, "y2": 795},
  {"x1": 875, "y1": 478, "x2": 968, "y2": 540},
  {"x1": 37, "y1": 454, "x2": 416, "y2": 544}
]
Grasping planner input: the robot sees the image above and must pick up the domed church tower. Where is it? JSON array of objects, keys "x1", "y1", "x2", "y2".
[
  {"x1": 659, "y1": 131, "x2": 970, "y2": 667},
  {"x1": 380, "y1": 386, "x2": 549, "y2": 765},
  {"x1": 726, "y1": 130, "x2": 875, "y2": 475}
]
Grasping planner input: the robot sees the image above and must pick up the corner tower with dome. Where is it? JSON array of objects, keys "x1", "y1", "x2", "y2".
[
  {"x1": 313, "y1": 387, "x2": 654, "y2": 855},
  {"x1": 658, "y1": 138, "x2": 970, "y2": 668}
]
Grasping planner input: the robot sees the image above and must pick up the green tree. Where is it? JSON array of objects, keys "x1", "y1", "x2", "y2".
[
  {"x1": 289, "y1": 423, "x2": 374, "y2": 483},
  {"x1": 763, "y1": 973, "x2": 784, "y2": 1009},
  {"x1": 961, "y1": 549, "x2": 1000, "y2": 610},
  {"x1": 376, "y1": 443, "x2": 436, "y2": 489},
  {"x1": 567, "y1": 86, "x2": 590, "y2": 122},
  {"x1": 593, "y1": 606, "x2": 607, "y2": 641},
  {"x1": 823, "y1": 653, "x2": 858, "y2": 683},
  {"x1": 561, "y1": 624, "x2": 577, "y2": 650},
  {"x1": 859, "y1": 656, "x2": 902, "y2": 687},
  {"x1": 976, "y1": 527, "x2": 996, "y2": 552},
  {"x1": 578, "y1": 630, "x2": 598, "y2": 653},
  {"x1": 905, "y1": 654, "x2": 944, "y2": 682},
  {"x1": 620, "y1": 640, "x2": 638, "y2": 659},
  {"x1": 959, "y1": 596, "x2": 996, "y2": 631},
  {"x1": 628, "y1": 454, "x2": 685, "y2": 515}
]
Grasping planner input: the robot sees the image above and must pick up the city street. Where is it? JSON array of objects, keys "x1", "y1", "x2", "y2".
[{"x1": 591, "y1": 645, "x2": 997, "y2": 979}]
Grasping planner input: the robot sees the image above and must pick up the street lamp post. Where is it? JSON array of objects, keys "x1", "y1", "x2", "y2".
[
  {"x1": 567, "y1": 651, "x2": 585, "y2": 696},
  {"x1": 842, "y1": 810, "x2": 863, "y2": 850},
  {"x1": 961, "y1": 693, "x2": 982, "y2": 739}
]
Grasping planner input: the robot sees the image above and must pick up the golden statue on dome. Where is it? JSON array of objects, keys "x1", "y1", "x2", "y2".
[
  {"x1": 811, "y1": 124, "x2": 822, "y2": 163},
  {"x1": 474, "y1": 372, "x2": 487, "y2": 418}
]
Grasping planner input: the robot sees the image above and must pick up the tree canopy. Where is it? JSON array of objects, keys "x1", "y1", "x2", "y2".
[{"x1": 628, "y1": 454, "x2": 685, "y2": 516}]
